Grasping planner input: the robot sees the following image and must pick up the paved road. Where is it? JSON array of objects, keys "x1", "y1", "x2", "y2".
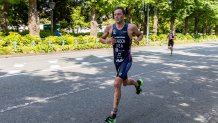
[{"x1": 0, "y1": 42, "x2": 218, "y2": 123}]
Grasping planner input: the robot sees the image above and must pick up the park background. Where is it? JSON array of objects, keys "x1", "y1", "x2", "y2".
[{"x1": 0, "y1": 0, "x2": 218, "y2": 55}]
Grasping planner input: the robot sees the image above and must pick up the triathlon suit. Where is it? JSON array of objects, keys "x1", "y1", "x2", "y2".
[
  {"x1": 168, "y1": 33, "x2": 174, "y2": 47},
  {"x1": 111, "y1": 23, "x2": 132, "y2": 80}
]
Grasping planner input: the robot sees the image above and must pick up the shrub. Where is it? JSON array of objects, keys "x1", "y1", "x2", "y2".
[
  {"x1": 4, "y1": 32, "x2": 22, "y2": 46},
  {"x1": 149, "y1": 34, "x2": 158, "y2": 41},
  {"x1": 40, "y1": 30, "x2": 51, "y2": 38},
  {"x1": 0, "y1": 32, "x2": 3, "y2": 36},
  {"x1": 0, "y1": 46, "x2": 14, "y2": 55},
  {"x1": 19, "y1": 30, "x2": 29, "y2": 36},
  {"x1": 21, "y1": 46, "x2": 34, "y2": 54},
  {"x1": 23, "y1": 34, "x2": 41, "y2": 45}
]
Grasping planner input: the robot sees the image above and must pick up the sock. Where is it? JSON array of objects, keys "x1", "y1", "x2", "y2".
[{"x1": 110, "y1": 108, "x2": 118, "y2": 118}]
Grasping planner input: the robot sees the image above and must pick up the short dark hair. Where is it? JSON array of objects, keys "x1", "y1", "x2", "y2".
[{"x1": 114, "y1": 6, "x2": 125, "y2": 15}]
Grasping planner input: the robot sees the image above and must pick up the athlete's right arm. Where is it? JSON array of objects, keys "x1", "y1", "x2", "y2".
[
  {"x1": 100, "y1": 25, "x2": 110, "y2": 44},
  {"x1": 100, "y1": 25, "x2": 115, "y2": 44},
  {"x1": 166, "y1": 34, "x2": 169, "y2": 41}
]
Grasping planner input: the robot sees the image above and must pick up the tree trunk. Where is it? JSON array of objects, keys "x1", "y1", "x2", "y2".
[
  {"x1": 153, "y1": 6, "x2": 158, "y2": 35},
  {"x1": 202, "y1": 22, "x2": 207, "y2": 35},
  {"x1": 194, "y1": 16, "x2": 199, "y2": 34},
  {"x1": 170, "y1": 16, "x2": 175, "y2": 32},
  {"x1": 28, "y1": 0, "x2": 40, "y2": 36},
  {"x1": 0, "y1": 0, "x2": 9, "y2": 32},
  {"x1": 143, "y1": 3, "x2": 146, "y2": 35},
  {"x1": 127, "y1": 6, "x2": 132, "y2": 23},
  {"x1": 208, "y1": 25, "x2": 213, "y2": 35},
  {"x1": 183, "y1": 17, "x2": 189, "y2": 35},
  {"x1": 90, "y1": 3, "x2": 97, "y2": 37},
  {"x1": 215, "y1": 25, "x2": 218, "y2": 35},
  {"x1": 146, "y1": 4, "x2": 150, "y2": 43}
]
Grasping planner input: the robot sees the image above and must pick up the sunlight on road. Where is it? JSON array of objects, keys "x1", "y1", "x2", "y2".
[
  {"x1": 179, "y1": 103, "x2": 190, "y2": 107},
  {"x1": 194, "y1": 115, "x2": 206, "y2": 122},
  {"x1": 25, "y1": 97, "x2": 48, "y2": 103}
]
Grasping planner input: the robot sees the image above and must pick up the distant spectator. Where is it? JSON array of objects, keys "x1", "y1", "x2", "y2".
[{"x1": 56, "y1": 29, "x2": 61, "y2": 37}]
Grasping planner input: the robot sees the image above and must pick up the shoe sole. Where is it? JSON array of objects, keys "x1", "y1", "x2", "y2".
[
  {"x1": 137, "y1": 79, "x2": 144, "y2": 94},
  {"x1": 105, "y1": 119, "x2": 116, "y2": 123}
]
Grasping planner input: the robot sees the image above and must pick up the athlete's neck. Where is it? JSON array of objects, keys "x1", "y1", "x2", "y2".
[{"x1": 116, "y1": 22, "x2": 125, "y2": 30}]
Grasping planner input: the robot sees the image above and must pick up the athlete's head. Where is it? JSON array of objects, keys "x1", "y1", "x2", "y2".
[
  {"x1": 170, "y1": 30, "x2": 173, "y2": 33},
  {"x1": 114, "y1": 6, "x2": 125, "y2": 24}
]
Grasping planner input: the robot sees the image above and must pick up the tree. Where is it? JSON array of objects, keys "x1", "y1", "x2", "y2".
[
  {"x1": 28, "y1": 0, "x2": 40, "y2": 36},
  {"x1": 8, "y1": 1, "x2": 28, "y2": 31},
  {"x1": 0, "y1": 0, "x2": 9, "y2": 32},
  {"x1": 71, "y1": 6, "x2": 88, "y2": 33}
]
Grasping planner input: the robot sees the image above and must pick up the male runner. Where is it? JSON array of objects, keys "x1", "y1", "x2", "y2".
[
  {"x1": 167, "y1": 30, "x2": 176, "y2": 56},
  {"x1": 100, "y1": 6, "x2": 144, "y2": 123}
]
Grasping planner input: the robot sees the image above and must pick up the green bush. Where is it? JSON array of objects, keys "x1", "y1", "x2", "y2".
[
  {"x1": 23, "y1": 34, "x2": 41, "y2": 45},
  {"x1": 97, "y1": 32, "x2": 104, "y2": 37},
  {"x1": 21, "y1": 46, "x2": 34, "y2": 54},
  {"x1": 176, "y1": 33, "x2": 186, "y2": 40},
  {"x1": 19, "y1": 30, "x2": 29, "y2": 36},
  {"x1": 4, "y1": 32, "x2": 22, "y2": 46},
  {"x1": 0, "y1": 37, "x2": 6, "y2": 47},
  {"x1": 0, "y1": 47, "x2": 14, "y2": 55},
  {"x1": 40, "y1": 30, "x2": 51, "y2": 38},
  {"x1": 0, "y1": 32, "x2": 3, "y2": 36},
  {"x1": 0, "y1": 32, "x2": 217, "y2": 55},
  {"x1": 149, "y1": 34, "x2": 158, "y2": 41},
  {"x1": 185, "y1": 34, "x2": 193, "y2": 40},
  {"x1": 192, "y1": 34, "x2": 201, "y2": 39},
  {"x1": 72, "y1": 32, "x2": 90, "y2": 37}
]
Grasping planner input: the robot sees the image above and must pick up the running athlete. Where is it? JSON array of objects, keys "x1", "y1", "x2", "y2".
[
  {"x1": 100, "y1": 6, "x2": 144, "y2": 123},
  {"x1": 167, "y1": 30, "x2": 176, "y2": 56}
]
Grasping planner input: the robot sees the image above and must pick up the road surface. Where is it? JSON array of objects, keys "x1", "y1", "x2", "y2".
[{"x1": 0, "y1": 42, "x2": 218, "y2": 123}]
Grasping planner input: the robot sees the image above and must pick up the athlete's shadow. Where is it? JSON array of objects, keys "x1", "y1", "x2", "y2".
[{"x1": 59, "y1": 44, "x2": 218, "y2": 123}]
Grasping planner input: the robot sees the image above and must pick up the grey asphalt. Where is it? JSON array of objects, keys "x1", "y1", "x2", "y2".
[{"x1": 0, "y1": 42, "x2": 218, "y2": 123}]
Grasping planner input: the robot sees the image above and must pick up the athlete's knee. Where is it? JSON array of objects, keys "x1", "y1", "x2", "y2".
[
  {"x1": 123, "y1": 79, "x2": 128, "y2": 86},
  {"x1": 114, "y1": 77, "x2": 122, "y2": 88}
]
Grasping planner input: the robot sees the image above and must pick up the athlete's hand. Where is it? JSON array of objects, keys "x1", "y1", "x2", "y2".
[
  {"x1": 134, "y1": 38, "x2": 139, "y2": 45},
  {"x1": 107, "y1": 37, "x2": 116, "y2": 45}
]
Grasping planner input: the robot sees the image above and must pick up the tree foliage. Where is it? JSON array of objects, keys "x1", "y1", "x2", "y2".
[{"x1": 0, "y1": 0, "x2": 217, "y2": 36}]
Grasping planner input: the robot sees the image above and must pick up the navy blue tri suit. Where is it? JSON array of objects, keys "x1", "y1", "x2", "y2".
[
  {"x1": 111, "y1": 23, "x2": 132, "y2": 80},
  {"x1": 168, "y1": 33, "x2": 174, "y2": 47}
]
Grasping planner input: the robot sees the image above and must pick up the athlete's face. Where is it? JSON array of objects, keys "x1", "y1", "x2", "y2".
[{"x1": 114, "y1": 9, "x2": 125, "y2": 24}]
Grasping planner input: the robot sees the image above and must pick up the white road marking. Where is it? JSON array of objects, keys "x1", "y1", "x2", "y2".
[
  {"x1": 0, "y1": 65, "x2": 171, "y2": 114},
  {"x1": 0, "y1": 87, "x2": 90, "y2": 113},
  {"x1": 49, "y1": 65, "x2": 61, "y2": 69},
  {"x1": 13, "y1": 63, "x2": 25, "y2": 68},
  {"x1": 75, "y1": 57, "x2": 83, "y2": 60},
  {"x1": 48, "y1": 60, "x2": 58, "y2": 64},
  {"x1": 7, "y1": 70, "x2": 21, "y2": 74}
]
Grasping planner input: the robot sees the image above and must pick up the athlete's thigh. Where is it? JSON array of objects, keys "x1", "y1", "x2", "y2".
[
  {"x1": 117, "y1": 59, "x2": 132, "y2": 80},
  {"x1": 171, "y1": 41, "x2": 174, "y2": 47},
  {"x1": 168, "y1": 41, "x2": 171, "y2": 46}
]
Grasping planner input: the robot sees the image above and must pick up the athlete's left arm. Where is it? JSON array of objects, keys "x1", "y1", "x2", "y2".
[
  {"x1": 132, "y1": 24, "x2": 143, "y2": 44},
  {"x1": 173, "y1": 34, "x2": 176, "y2": 40}
]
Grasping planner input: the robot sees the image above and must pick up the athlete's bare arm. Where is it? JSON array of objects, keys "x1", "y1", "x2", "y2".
[
  {"x1": 166, "y1": 34, "x2": 169, "y2": 41},
  {"x1": 128, "y1": 24, "x2": 143, "y2": 45},
  {"x1": 100, "y1": 25, "x2": 115, "y2": 44},
  {"x1": 133, "y1": 25, "x2": 143, "y2": 42},
  {"x1": 173, "y1": 35, "x2": 176, "y2": 40}
]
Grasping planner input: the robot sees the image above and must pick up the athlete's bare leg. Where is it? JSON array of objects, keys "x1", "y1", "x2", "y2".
[
  {"x1": 112, "y1": 78, "x2": 139, "y2": 113},
  {"x1": 168, "y1": 46, "x2": 173, "y2": 56},
  {"x1": 112, "y1": 77, "x2": 123, "y2": 113},
  {"x1": 123, "y1": 79, "x2": 139, "y2": 87}
]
